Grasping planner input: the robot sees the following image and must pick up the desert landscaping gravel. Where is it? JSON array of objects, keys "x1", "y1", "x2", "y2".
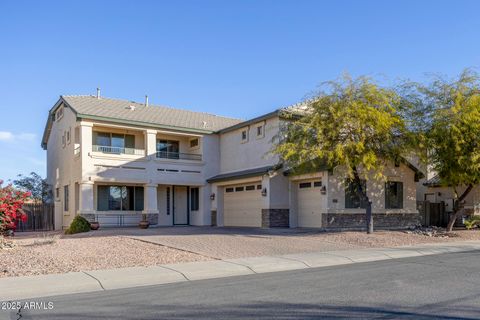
[
  {"x1": 2, "y1": 227, "x2": 480, "y2": 278},
  {"x1": 0, "y1": 232, "x2": 209, "y2": 278}
]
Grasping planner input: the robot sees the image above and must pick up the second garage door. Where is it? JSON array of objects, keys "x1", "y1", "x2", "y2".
[
  {"x1": 297, "y1": 180, "x2": 325, "y2": 228},
  {"x1": 224, "y1": 183, "x2": 263, "y2": 227}
]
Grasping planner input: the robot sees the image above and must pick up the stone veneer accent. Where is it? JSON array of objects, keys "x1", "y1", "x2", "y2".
[
  {"x1": 321, "y1": 212, "x2": 421, "y2": 230},
  {"x1": 262, "y1": 209, "x2": 289, "y2": 228},
  {"x1": 146, "y1": 214, "x2": 158, "y2": 225},
  {"x1": 211, "y1": 210, "x2": 217, "y2": 226}
]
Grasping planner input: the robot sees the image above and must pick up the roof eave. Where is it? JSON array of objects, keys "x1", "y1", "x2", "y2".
[
  {"x1": 41, "y1": 96, "x2": 74, "y2": 150},
  {"x1": 216, "y1": 110, "x2": 280, "y2": 134},
  {"x1": 76, "y1": 114, "x2": 216, "y2": 134}
]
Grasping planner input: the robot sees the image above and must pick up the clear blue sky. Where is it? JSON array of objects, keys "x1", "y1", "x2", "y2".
[{"x1": 0, "y1": 0, "x2": 479, "y2": 182}]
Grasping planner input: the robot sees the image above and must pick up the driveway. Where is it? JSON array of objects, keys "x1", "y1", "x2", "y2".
[
  {"x1": 80, "y1": 226, "x2": 480, "y2": 259},
  {"x1": 125, "y1": 227, "x2": 354, "y2": 259}
]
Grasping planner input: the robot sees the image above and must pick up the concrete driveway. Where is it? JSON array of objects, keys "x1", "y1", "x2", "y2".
[{"x1": 87, "y1": 227, "x2": 358, "y2": 259}]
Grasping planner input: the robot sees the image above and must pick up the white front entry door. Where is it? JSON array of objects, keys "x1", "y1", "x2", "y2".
[{"x1": 174, "y1": 186, "x2": 188, "y2": 225}]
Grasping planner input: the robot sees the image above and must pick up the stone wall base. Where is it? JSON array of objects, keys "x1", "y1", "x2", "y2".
[
  {"x1": 322, "y1": 212, "x2": 421, "y2": 230},
  {"x1": 146, "y1": 214, "x2": 158, "y2": 225},
  {"x1": 262, "y1": 209, "x2": 289, "y2": 228}
]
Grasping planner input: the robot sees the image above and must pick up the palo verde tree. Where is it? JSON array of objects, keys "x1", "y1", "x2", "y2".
[
  {"x1": 274, "y1": 75, "x2": 417, "y2": 233},
  {"x1": 424, "y1": 70, "x2": 480, "y2": 232}
]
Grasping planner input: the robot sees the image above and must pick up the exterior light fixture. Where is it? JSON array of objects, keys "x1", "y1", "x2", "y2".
[
  {"x1": 210, "y1": 193, "x2": 215, "y2": 200},
  {"x1": 320, "y1": 186, "x2": 327, "y2": 195},
  {"x1": 261, "y1": 188, "x2": 267, "y2": 197}
]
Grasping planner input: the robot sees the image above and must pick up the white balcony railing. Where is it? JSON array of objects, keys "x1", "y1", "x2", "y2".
[
  {"x1": 156, "y1": 151, "x2": 202, "y2": 161},
  {"x1": 93, "y1": 145, "x2": 145, "y2": 156}
]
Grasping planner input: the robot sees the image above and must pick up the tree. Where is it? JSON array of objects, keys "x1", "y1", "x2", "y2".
[
  {"x1": 13, "y1": 172, "x2": 51, "y2": 204},
  {"x1": 0, "y1": 179, "x2": 30, "y2": 235},
  {"x1": 423, "y1": 70, "x2": 480, "y2": 232},
  {"x1": 274, "y1": 75, "x2": 416, "y2": 233}
]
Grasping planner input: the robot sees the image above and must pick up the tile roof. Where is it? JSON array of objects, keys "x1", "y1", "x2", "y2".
[
  {"x1": 424, "y1": 175, "x2": 441, "y2": 187},
  {"x1": 62, "y1": 95, "x2": 242, "y2": 132}
]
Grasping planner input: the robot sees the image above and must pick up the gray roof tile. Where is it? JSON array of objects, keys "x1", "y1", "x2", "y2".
[{"x1": 62, "y1": 95, "x2": 242, "y2": 132}]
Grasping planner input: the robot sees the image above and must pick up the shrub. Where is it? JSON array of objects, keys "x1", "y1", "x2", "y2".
[
  {"x1": 464, "y1": 216, "x2": 480, "y2": 230},
  {"x1": 0, "y1": 179, "x2": 30, "y2": 235},
  {"x1": 65, "y1": 216, "x2": 91, "y2": 234}
]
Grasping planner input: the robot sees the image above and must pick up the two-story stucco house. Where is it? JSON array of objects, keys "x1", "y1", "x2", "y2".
[{"x1": 42, "y1": 93, "x2": 423, "y2": 230}]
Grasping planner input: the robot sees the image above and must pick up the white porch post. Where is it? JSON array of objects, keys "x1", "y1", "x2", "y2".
[
  {"x1": 145, "y1": 129, "x2": 157, "y2": 159},
  {"x1": 79, "y1": 122, "x2": 94, "y2": 178},
  {"x1": 78, "y1": 181, "x2": 95, "y2": 214},
  {"x1": 143, "y1": 184, "x2": 159, "y2": 214}
]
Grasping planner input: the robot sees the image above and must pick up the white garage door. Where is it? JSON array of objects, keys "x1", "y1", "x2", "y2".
[
  {"x1": 224, "y1": 183, "x2": 263, "y2": 227},
  {"x1": 297, "y1": 180, "x2": 324, "y2": 228}
]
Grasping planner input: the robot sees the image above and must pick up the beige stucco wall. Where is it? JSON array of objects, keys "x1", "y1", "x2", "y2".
[
  {"x1": 425, "y1": 185, "x2": 480, "y2": 214},
  {"x1": 327, "y1": 163, "x2": 418, "y2": 214},
  {"x1": 46, "y1": 104, "x2": 80, "y2": 229},
  {"x1": 218, "y1": 117, "x2": 280, "y2": 174}
]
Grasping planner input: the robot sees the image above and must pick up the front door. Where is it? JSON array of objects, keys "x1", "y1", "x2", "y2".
[{"x1": 174, "y1": 186, "x2": 189, "y2": 225}]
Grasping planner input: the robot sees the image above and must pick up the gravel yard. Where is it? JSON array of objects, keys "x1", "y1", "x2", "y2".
[
  {"x1": 0, "y1": 232, "x2": 209, "y2": 278},
  {"x1": 2, "y1": 227, "x2": 480, "y2": 278}
]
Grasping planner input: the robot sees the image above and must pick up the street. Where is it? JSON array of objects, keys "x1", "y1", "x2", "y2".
[{"x1": 3, "y1": 251, "x2": 480, "y2": 320}]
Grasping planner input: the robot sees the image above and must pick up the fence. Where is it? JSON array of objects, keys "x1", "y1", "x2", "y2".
[
  {"x1": 417, "y1": 200, "x2": 469, "y2": 228},
  {"x1": 417, "y1": 201, "x2": 449, "y2": 227},
  {"x1": 16, "y1": 203, "x2": 55, "y2": 232}
]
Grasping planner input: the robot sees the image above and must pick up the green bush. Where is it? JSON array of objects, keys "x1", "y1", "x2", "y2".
[
  {"x1": 464, "y1": 216, "x2": 480, "y2": 230},
  {"x1": 65, "y1": 215, "x2": 91, "y2": 234}
]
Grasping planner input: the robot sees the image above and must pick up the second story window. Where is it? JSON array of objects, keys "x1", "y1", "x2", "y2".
[
  {"x1": 93, "y1": 132, "x2": 135, "y2": 154},
  {"x1": 56, "y1": 106, "x2": 64, "y2": 121},
  {"x1": 157, "y1": 139, "x2": 180, "y2": 159},
  {"x1": 189, "y1": 138, "x2": 199, "y2": 149},
  {"x1": 256, "y1": 124, "x2": 264, "y2": 138},
  {"x1": 241, "y1": 128, "x2": 248, "y2": 143}
]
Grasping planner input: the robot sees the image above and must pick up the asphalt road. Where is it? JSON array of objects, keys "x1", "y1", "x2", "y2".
[{"x1": 3, "y1": 251, "x2": 480, "y2": 320}]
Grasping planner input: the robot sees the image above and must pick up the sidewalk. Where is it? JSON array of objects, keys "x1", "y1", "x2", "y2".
[{"x1": 2, "y1": 240, "x2": 480, "y2": 301}]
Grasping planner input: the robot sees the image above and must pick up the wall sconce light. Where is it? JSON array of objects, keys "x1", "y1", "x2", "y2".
[
  {"x1": 261, "y1": 188, "x2": 267, "y2": 197},
  {"x1": 438, "y1": 192, "x2": 442, "y2": 197},
  {"x1": 320, "y1": 186, "x2": 327, "y2": 195},
  {"x1": 210, "y1": 193, "x2": 215, "y2": 201}
]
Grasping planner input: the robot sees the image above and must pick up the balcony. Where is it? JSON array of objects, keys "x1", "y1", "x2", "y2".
[
  {"x1": 93, "y1": 145, "x2": 145, "y2": 156},
  {"x1": 156, "y1": 151, "x2": 202, "y2": 161}
]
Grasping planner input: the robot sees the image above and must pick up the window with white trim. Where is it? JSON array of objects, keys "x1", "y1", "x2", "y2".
[
  {"x1": 189, "y1": 138, "x2": 199, "y2": 149},
  {"x1": 256, "y1": 124, "x2": 264, "y2": 138},
  {"x1": 385, "y1": 181, "x2": 403, "y2": 209},
  {"x1": 241, "y1": 129, "x2": 248, "y2": 143}
]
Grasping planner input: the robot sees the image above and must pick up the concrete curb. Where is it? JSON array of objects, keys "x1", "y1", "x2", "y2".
[{"x1": 2, "y1": 240, "x2": 480, "y2": 301}]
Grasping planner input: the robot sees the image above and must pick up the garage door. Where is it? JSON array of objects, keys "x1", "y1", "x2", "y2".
[
  {"x1": 297, "y1": 180, "x2": 324, "y2": 228},
  {"x1": 224, "y1": 183, "x2": 263, "y2": 227}
]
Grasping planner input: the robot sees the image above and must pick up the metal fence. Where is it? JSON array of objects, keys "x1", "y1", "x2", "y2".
[
  {"x1": 16, "y1": 203, "x2": 55, "y2": 232},
  {"x1": 417, "y1": 200, "x2": 461, "y2": 228}
]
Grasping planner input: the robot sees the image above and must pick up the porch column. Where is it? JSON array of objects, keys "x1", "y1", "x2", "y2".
[
  {"x1": 78, "y1": 181, "x2": 95, "y2": 214},
  {"x1": 143, "y1": 184, "x2": 159, "y2": 214},
  {"x1": 80, "y1": 122, "x2": 94, "y2": 178},
  {"x1": 145, "y1": 129, "x2": 157, "y2": 159}
]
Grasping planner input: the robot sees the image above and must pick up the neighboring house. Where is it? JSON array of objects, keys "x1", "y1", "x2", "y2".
[
  {"x1": 423, "y1": 176, "x2": 480, "y2": 216},
  {"x1": 42, "y1": 94, "x2": 423, "y2": 230}
]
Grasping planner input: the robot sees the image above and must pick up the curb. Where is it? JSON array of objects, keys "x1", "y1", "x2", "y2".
[{"x1": 1, "y1": 240, "x2": 480, "y2": 301}]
